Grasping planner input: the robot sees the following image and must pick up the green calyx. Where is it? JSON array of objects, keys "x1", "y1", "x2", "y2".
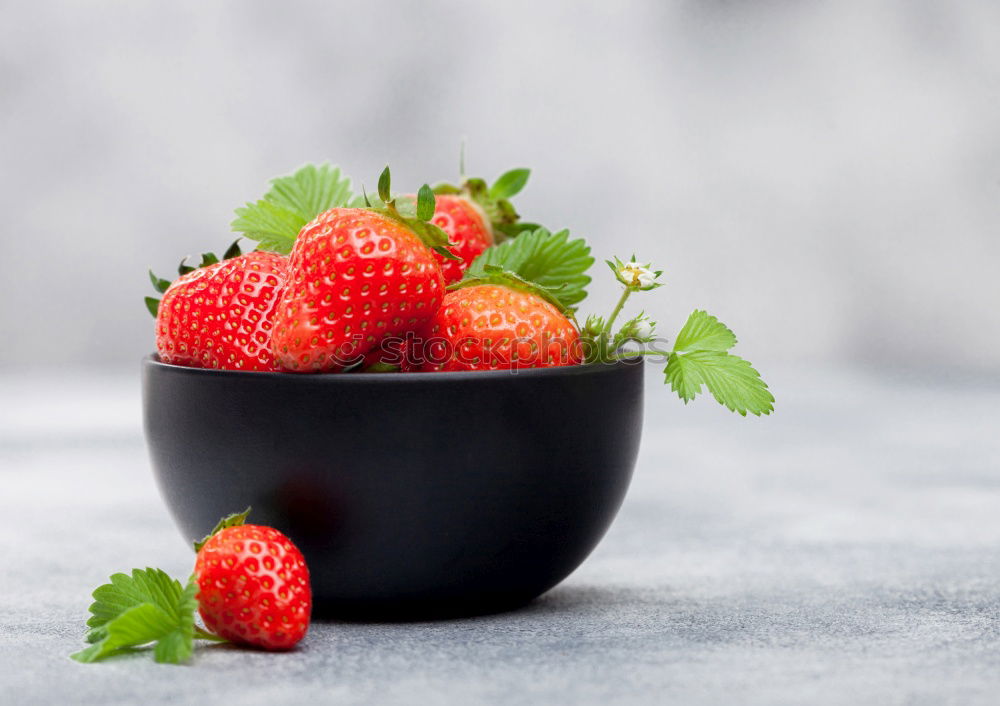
[
  {"x1": 449, "y1": 264, "x2": 573, "y2": 319},
  {"x1": 366, "y1": 166, "x2": 459, "y2": 261},
  {"x1": 192, "y1": 507, "x2": 250, "y2": 553},
  {"x1": 145, "y1": 240, "x2": 244, "y2": 318},
  {"x1": 433, "y1": 167, "x2": 535, "y2": 243}
]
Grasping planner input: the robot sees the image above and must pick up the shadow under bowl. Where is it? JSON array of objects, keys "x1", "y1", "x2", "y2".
[{"x1": 142, "y1": 356, "x2": 643, "y2": 619}]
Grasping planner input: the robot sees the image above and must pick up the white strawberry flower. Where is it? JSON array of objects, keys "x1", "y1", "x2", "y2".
[
  {"x1": 609, "y1": 256, "x2": 662, "y2": 291},
  {"x1": 621, "y1": 263, "x2": 654, "y2": 288}
]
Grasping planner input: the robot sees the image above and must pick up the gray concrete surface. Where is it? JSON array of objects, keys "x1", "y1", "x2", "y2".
[{"x1": 2, "y1": 366, "x2": 999, "y2": 704}]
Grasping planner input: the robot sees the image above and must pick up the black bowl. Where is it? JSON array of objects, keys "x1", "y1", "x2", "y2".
[{"x1": 142, "y1": 356, "x2": 643, "y2": 619}]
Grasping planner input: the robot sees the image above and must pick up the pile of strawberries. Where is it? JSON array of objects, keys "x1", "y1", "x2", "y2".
[
  {"x1": 146, "y1": 160, "x2": 774, "y2": 416},
  {"x1": 147, "y1": 164, "x2": 582, "y2": 374}
]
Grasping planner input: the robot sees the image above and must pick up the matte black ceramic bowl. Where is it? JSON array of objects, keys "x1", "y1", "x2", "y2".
[{"x1": 143, "y1": 356, "x2": 643, "y2": 618}]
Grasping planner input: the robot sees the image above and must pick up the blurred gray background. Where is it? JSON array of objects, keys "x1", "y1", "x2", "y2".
[{"x1": 1, "y1": 0, "x2": 998, "y2": 373}]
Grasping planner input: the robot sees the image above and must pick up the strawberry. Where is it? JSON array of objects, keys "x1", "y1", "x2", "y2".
[
  {"x1": 429, "y1": 167, "x2": 536, "y2": 283},
  {"x1": 415, "y1": 272, "x2": 582, "y2": 371},
  {"x1": 193, "y1": 511, "x2": 311, "y2": 650},
  {"x1": 148, "y1": 243, "x2": 289, "y2": 371},
  {"x1": 271, "y1": 170, "x2": 456, "y2": 372},
  {"x1": 421, "y1": 194, "x2": 492, "y2": 283}
]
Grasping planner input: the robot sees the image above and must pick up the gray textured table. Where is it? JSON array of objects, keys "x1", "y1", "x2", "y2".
[{"x1": 2, "y1": 366, "x2": 999, "y2": 705}]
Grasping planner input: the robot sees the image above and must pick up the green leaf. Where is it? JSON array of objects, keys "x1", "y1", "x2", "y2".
[
  {"x1": 72, "y1": 569, "x2": 199, "y2": 664},
  {"x1": 673, "y1": 309, "x2": 737, "y2": 353},
  {"x1": 145, "y1": 297, "x2": 160, "y2": 318},
  {"x1": 416, "y1": 184, "x2": 436, "y2": 221},
  {"x1": 72, "y1": 603, "x2": 176, "y2": 663},
  {"x1": 232, "y1": 163, "x2": 354, "y2": 253},
  {"x1": 489, "y1": 168, "x2": 530, "y2": 200},
  {"x1": 377, "y1": 166, "x2": 391, "y2": 204},
  {"x1": 153, "y1": 580, "x2": 197, "y2": 664},
  {"x1": 193, "y1": 507, "x2": 250, "y2": 553},
  {"x1": 84, "y1": 569, "x2": 184, "y2": 636},
  {"x1": 665, "y1": 350, "x2": 773, "y2": 416},
  {"x1": 265, "y1": 163, "x2": 353, "y2": 222},
  {"x1": 465, "y1": 227, "x2": 594, "y2": 309},
  {"x1": 231, "y1": 199, "x2": 304, "y2": 255},
  {"x1": 199, "y1": 252, "x2": 219, "y2": 268}
]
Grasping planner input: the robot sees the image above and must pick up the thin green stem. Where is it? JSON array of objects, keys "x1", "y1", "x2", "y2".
[{"x1": 603, "y1": 288, "x2": 633, "y2": 336}]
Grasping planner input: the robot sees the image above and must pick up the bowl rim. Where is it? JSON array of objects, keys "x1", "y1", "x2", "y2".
[{"x1": 143, "y1": 354, "x2": 643, "y2": 384}]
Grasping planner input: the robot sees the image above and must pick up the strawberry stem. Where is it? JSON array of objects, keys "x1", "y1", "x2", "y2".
[{"x1": 603, "y1": 288, "x2": 632, "y2": 338}]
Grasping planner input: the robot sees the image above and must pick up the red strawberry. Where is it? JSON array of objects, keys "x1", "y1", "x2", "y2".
[
  {"x1": 153, "y1": 249, "x2": 289, "y2": 371},
  {"x1": 272, "y1": 207, "x2": 446, "y2": 372},
  {"x1": 427, "y1": 167, "x2": 535, "y2": 283},
  {"x1": 423, "y1": 194, "x2": 493, "y2": 283},
  {"x1": 194, "y1": 520, "x2": 311, "y2": 650},
  {"x1": 416, "y1": 280, "x2": 582, "y2": 371}
]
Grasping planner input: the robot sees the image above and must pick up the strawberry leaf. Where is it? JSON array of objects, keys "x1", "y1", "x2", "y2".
[
  {"x1": 232, "y1": 163, "x2": 354, "y2": 254},
  {"x1": 144, "y1": 297, "x2": 160, "y2": 318},
  {"x1": 673, "y1": 310, "x2": 737, "y2": 353},
  {"x1": 665, "y1": 350, "x2": 773, "y2": 416},
  {"x1": 265, "y1": 163, "x2": 353, "y2": 223},
  {"x1": 664, "y1": 310, "x2": 773, "y2": 416},
  {"x1": 231, "y1": 200, "x2": 304, "y2": 254},
  {"x1": 72, "y1": 569, "x2": 200, "y2": 664},
  {"x1": 465, "y1": 227, "x2": 594, "y2": 309}
]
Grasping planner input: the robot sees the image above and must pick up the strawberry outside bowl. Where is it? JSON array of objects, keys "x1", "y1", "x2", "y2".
[{"x1": 142, "y1": 355, "x2": 644, "y2": 619}]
